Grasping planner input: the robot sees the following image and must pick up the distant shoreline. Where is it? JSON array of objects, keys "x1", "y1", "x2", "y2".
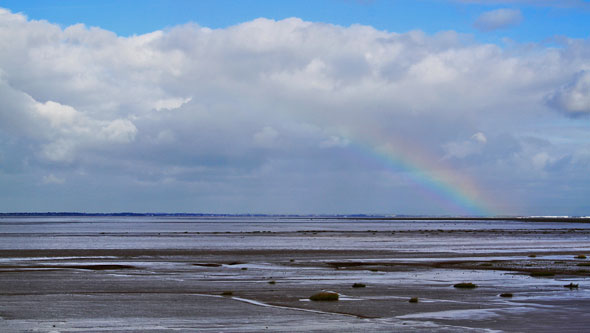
[
  {"x1": 0, "y1": 212, "x2": 588, "y2": 223},
  {"x1": 339, "y1": 216, "x2": 590, "y2": 223}
]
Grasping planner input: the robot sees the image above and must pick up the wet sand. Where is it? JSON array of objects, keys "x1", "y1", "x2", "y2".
[{"x1": 1, "y1": 221, "x2": 590, "y2": 332}]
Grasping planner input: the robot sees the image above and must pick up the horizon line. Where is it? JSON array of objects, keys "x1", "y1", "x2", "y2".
[{"x1": 0, "y1": 212, "x2": 589, "y2": 222}]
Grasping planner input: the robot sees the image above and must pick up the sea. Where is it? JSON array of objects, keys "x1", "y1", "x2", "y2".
[{"x1": 1, "y1": 215, "x2": 590, "y2": 253}]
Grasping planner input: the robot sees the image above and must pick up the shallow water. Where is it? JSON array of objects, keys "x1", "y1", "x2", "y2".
[
  {"x1": 2, "y1": 215, "x2": 589, "y2": 233},
  {"x1": 2, "y1": 216, "x2": 590, "y2": 252}
]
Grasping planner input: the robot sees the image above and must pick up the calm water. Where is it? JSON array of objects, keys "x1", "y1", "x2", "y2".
[{"x1": 1, "y1": 216, "x2": 589, "y2": 253}]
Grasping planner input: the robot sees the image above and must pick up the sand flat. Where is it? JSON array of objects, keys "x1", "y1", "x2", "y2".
[{"x1": 1, "y1": 216, "x2": 590, "y2": 331}]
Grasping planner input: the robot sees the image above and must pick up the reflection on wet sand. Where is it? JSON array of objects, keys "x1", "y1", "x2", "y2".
[{"x1": 1, "y1": 217, "x2": 589, "y2": 331}]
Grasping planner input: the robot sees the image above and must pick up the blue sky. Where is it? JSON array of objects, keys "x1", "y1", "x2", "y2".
[
  {"x1": 4, "y1": 0, "x2": 590, "y2": 42},
  {"x1": 0, "y1": 1, "x2": 590, "y2": 215}
]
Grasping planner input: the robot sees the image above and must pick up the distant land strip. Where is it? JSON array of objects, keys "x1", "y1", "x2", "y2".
[{"x1": 0, "y1": 213, "x2": 588, "y2": 223}]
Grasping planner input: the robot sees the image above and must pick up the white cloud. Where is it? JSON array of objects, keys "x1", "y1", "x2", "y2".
[
  {"x1": 471, "y1": 132, "x2": 488, "y2": 144},
  {"x1": 0, "y1": 8, "x2": 589, "y2": 214},
  {"x1": 154, "y1": 97, "x2": 192, "y2": 111},
  {"x1": 408, "y1": 55, "x2": 458, "y2": 83},
  {"x1": 35, "y1": 101, "x2": 78, "y2": 127},
  {"x1": 473, "y1": 8, "x2": 523, "y2": 32},
  {"x1": 547, "y1": 70, "x2": 590, "y2": 115},
  {"x1": 100, "y1": 119, "x2": 137, "y2": 143}
]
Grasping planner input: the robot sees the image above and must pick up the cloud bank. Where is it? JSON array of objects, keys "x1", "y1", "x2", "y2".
[{"x1": 0, "y1": 8, "x2": 589, "y2": 215}]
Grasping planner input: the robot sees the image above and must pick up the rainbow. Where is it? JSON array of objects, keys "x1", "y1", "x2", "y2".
[{"x1": 345, "y1": 131, "x2": 498, "y2": 216}]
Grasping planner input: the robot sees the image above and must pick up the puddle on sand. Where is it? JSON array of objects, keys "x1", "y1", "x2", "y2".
[
  {"x1": 322, "y1": 254, "x2": 588, "y2": 263},
  {"x1": 0, "y1": 256, "x2": 119, "y2": 262},
  {"x1": 398, "y1": 307, "x2": 504, "y2": 320},
  {"x1": 395, "y1": 306, "x2": 548, "y2": 322}
]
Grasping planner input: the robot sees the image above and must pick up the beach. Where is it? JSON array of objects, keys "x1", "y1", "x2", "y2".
[{"x1": 1, "y1": 216, "x2": 590, "y2": 332}]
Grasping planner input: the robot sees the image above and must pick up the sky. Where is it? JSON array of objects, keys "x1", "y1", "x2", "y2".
[{"x1": 0, "y1": 0, "x2": 589, "y2": 215}]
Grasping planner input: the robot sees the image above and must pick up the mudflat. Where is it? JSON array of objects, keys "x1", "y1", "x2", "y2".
[{"x1": 1, "y1": 217, "x2": 590, "y2": 332}]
